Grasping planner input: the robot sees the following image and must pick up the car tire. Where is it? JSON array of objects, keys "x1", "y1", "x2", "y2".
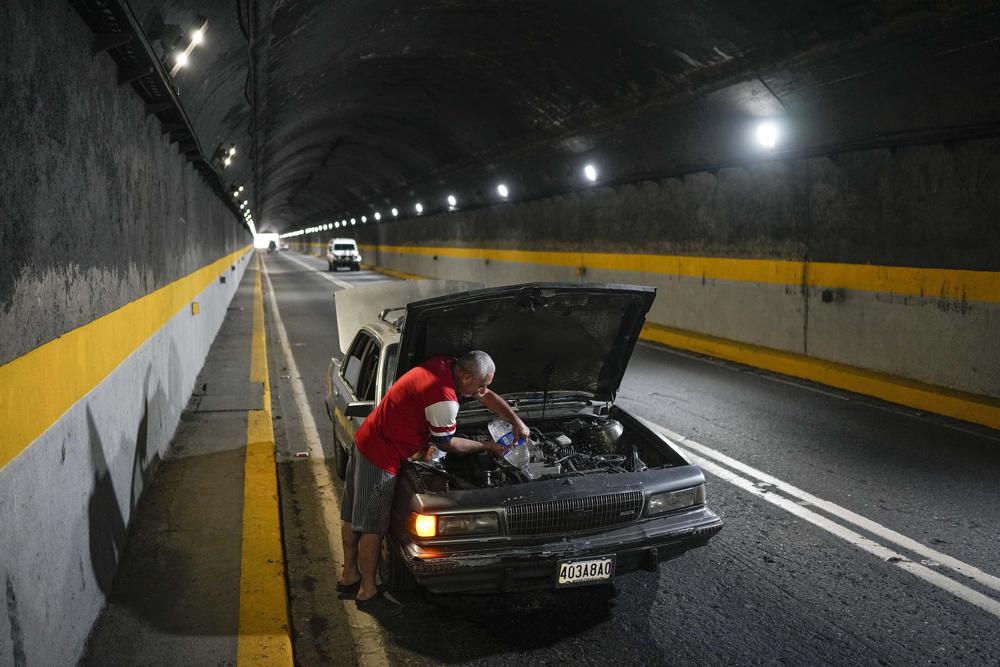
[
  {"x1": 380, "y1": 538, "x2": 417, "y2": 592},
  {"x1": 333, "y1": 429, "x2": 349, "y2": 480},
  {"x1": 351, "y1": 263, "x2": 360, "y2": 271}
]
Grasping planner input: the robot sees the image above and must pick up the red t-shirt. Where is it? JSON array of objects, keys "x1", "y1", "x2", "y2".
[{"x1": 355, "y1": 356, "x2": 459, "y2": 474}]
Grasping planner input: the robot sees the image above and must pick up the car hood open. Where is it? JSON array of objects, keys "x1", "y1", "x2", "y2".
[{"x1": 396, "y1": 283, "x2": 656, "y2": 402}]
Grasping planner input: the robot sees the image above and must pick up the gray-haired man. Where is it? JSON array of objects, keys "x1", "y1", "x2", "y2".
[{"x1": 337, "y1": 350, "x2": 528, "y2": 616}]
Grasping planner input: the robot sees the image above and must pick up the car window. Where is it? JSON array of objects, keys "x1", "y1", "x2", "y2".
[
  {"x1": 342, "y1": 332, "x2": 371, "y2": 392},
  {"x1": 381, "y1": 344, "x2": 399, "y2": 397},
  {"x1": 356, "y1": 339, "x2": 381, "y2": 402},
  {"x1": 334, "y1": 243, "x2": 355, "y2": 251}
]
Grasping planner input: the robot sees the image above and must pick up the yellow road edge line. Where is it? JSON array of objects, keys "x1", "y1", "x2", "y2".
[
  {"x1": 357, "y1": 256, "x2": 1000, "y2": 431},
  {"x1": 358, "y1": 243, "x2": 1000, "y2": 303},
  {"x1": 238, "y1": 256, "x2": 294, "y2": 666},
  {"x1": 641, "y1": 322, "x2": 1000, "y2": 431},
  {"x1": 0, "y1": 245, "x2": 253, "y2": 472}
]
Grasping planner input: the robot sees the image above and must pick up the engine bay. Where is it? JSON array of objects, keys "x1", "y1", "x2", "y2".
[{"x1": 410, "y1": 413, "x2": 680, "y2": 492}]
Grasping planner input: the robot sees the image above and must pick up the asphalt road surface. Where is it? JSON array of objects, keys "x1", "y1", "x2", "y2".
[{"x1": 261, "y1": 250, "x2": 1000, "y2": 666}]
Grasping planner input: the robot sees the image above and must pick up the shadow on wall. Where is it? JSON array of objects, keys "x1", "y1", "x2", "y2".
[
  {"x1": 86, "y1": 365, "x2": 164, "y2": 595},
  {"x1": 4, "y1": 576, "x2": 27, "y2": 667}
]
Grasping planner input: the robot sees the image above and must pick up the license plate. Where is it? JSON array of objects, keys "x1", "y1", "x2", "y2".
[{"x1": 556, "y1": 556, "x2": 615, "y2": 587}]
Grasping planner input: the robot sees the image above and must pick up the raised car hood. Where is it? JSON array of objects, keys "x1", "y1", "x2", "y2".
[
  {"x1": 335, "y1": 279, "x2": 485, "y2": 355},
  {"x1": 396, "y1": 283, "x2": 656, "y2": 401}
]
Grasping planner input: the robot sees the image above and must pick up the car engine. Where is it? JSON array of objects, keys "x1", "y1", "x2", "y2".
[{"x1": 416, "y1": 416, "x2": 658, "y2": 490}]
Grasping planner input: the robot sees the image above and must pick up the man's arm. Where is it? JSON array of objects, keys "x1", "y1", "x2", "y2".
[
  {"x1": 478, "y1": 389, "x2": 530, "y2": 442},
  {"x1": 436, "y1": 437, "x2": 504, "y2": 457}
]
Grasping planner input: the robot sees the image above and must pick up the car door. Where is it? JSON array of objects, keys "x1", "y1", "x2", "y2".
[{"x1": 332, "y1": 329, "x2": 381, "y2": 445}]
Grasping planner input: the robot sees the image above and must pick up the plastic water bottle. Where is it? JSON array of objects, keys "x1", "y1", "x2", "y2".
[{"x1": 488, "y1": 418, "x2": 533, "y2": 477}]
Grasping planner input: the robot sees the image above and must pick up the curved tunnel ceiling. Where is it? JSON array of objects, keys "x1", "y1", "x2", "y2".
[{"x1": 131, "y1": 1, "x2": 1000, "y2": 234}]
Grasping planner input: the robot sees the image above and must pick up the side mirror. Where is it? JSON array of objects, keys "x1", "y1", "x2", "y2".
[{"x1": 345, "y1": 401, "x2": 374, "y2": 418}]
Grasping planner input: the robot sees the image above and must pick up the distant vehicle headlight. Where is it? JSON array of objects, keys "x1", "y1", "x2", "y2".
[{"x1": 647, "y1": 485, "x2": 705, "y2": 516}]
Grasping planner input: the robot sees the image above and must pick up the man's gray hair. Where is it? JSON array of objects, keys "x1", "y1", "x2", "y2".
[{"x1": 457, "y1": 350, "x2": 495, "y2": 379}]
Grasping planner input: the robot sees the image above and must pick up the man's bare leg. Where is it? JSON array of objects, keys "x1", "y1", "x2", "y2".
[
  {"x1": 338, "y1": 522, "x2": 361, "y2": 586},
  {"x1": 356, "y1": 532, "x2": 383, "y2": 601}
]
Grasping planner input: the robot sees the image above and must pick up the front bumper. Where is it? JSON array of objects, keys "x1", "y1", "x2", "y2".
[{"x1": 394, "y1": 506, "x2": 722, "y2": 594}]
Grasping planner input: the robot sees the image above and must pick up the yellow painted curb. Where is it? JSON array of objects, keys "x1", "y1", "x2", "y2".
[
  {"x1": 0, "y1": 245, "x2": 252, "y2": 472},
  {"x1": 641, "y1": 322, "x2": 1000, "y2": 431},
  {"x1": 237, "y1": 256, "x2": 293, "y2": 666}
]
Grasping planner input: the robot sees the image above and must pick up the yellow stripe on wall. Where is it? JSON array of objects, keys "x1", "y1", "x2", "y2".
[
  {"x1": 360, "y1": 243, "x2": 1000, "y2": 303},
  {"x1": 0, "y1": 245, "x2": 252, "y2": 472},
  {"x1": 237, "y1": 256, "x2": 293, "y2": 666},
  {"x1": 641, "y1": 322, "x2": 1000, "y2": 431}
]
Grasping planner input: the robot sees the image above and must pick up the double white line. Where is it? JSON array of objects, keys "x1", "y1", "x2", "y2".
[{"x1": 644, "y1": 420, "x2": 1000, "y2": 618}]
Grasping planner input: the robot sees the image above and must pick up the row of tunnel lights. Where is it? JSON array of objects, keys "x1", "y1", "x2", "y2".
[{"x1": 278, "y1": 120, "x2": 781, "y2": 239}]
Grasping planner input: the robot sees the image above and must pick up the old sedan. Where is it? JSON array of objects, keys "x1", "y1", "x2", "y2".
[{"x1": 325, "y1": 281, "x2": 722, "y2": 593}]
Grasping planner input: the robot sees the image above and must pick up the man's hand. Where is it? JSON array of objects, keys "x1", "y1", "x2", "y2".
[{"x1": 512, "y1": 420, "x2": 530, "y2": 445}]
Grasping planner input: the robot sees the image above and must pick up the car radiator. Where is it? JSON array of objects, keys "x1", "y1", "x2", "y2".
[{"x1": 505, "y1": 490, "x2": 644, "y2": 536}]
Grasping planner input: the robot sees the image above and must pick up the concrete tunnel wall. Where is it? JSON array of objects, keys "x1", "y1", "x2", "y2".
[
  {"x1": 0, "y1": 2, "x2": 251, "y2": 664},
  {"x1": 295, "y1": 139, "x2": 1000, "y2": 424}
]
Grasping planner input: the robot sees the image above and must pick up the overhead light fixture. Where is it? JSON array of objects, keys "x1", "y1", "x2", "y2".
[
  {"x1": 391, "y1": 207, "x2": 399, "y2": 217},
  {"x1": 415, "y1": 202, "x2": 423, "y2": 214},
  {"x1": 447, "y1": 194, "x2": 457, "y2": 207},
  {"x1": 233, "y1": 190, "x2": 239, "y2": 197},
  {"x1": 239, "y1": 186, "x2": 244, "y2": 192},
  {"x1": 174, "y1": 51, "x2": 188, "y2": 68},
  {"x1": 228, "y1": 145, "x2": 236, "y2": 157},
  {"x1": 243, "y1": 200, "x2": 248, "y2": 206},
  {"x1": 224, "y1": 156, "x2": 231, "y2": 166},
  {"x1": 584, "y1": 164, "x2": 597, "y2": 182},
  {"x1": 374, "y1": 211, "x2": 381, "y2": 221},
  {"x1": 756, "y1": 121, "x2": 779, "y2": 149},
  {"x1": 191, "y1": 28, "x2": 204, "y2": 45},
  {"x1": 351, "y1": 218, "x2": 356, "y2": 225},
  {"x1": 335, "y1": 221, "x2": 340, "y2": 228},
  {"x1": 361, "y1": 215, "x2": 367, "y2": 223},
  {"x1": 497, "y1": 183, "x2": 509, "y2": 198}
]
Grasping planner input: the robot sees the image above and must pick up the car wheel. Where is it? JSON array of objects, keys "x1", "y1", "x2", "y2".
[
  {"x1": 380, "y1": 538, "x2": 417, "y2": 592},
  {"x1": 333, "y1": 429, "x2": 348, "y2": 480}
]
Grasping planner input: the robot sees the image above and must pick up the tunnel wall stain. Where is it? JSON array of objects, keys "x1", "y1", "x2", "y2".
[
  {"x1": 0, "y1": 1, "x2": 252, "y2": 664},
  {"x1": 300, "y1": 137, "x2": 1000, "y2": 404},
  {"x1": 0, "y1": 0, "x2": 249, "y2": 367}
]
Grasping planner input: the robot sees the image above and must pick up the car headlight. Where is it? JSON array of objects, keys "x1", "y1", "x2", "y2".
[
  {"x1": 647, "y1": 484, "x2": 705, "y2": 516},
  {"x1": 408, "y1": 512, "x2": 499, "y2": 537}
]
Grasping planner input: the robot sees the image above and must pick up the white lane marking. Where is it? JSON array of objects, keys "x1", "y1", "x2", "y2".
[
  {"x1": 685, "y1": 452, "x2": 1000, "y2": 619},
  {"x1": 262, "y1": 262, "x2": 390, "y2": 666},
  {"x1": 652, "y1": 424, "x2": 1000, "y2": 596},
  {"x1": 277, "y1": 251, "x2": 355, "y2": 290}
]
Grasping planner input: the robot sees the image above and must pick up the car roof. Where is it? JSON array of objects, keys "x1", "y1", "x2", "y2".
[{"x1": 329, "y1": 237, "x2": 357, "y2": 244}]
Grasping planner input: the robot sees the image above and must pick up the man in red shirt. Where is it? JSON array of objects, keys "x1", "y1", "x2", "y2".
[{"x1": 337, "y1": 350, "x2": 528, "y2": 616}]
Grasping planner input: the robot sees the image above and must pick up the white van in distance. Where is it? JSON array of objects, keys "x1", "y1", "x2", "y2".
[{"x1": 326, "y1": 238, "x2": 362, "y2": 272}]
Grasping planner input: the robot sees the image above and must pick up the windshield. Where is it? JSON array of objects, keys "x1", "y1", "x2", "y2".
[{"x1": 333, "y1": 243, "x2": 355, "y2": 251}]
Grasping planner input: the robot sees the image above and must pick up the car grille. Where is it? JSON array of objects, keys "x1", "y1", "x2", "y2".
[{"x1": 505, "y1": 490, "x2": 644, "y2": 536}]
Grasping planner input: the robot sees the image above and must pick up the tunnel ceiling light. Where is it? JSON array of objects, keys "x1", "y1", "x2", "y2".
[
  {"x1": 756, "y1": 121, "x2": 779, "y2": 149},
  {"x1": 415, "y1": 202, "x2": 423, "y2": 214},
  {"x1": 239, "y1": 185, "x2": 244, "y2": 192},
  {"x1": 174, "y1": 51, "x2": 188, "y2": 68},
  {"x1": 374, "y1": 211, "x2": 381, "y2": 221},
  {"x1": 391, "y1": 207, "x2": 399, "y2": 217},
  {"x1": 228, "y1": 145, "x2": 236, "y2": 156},
  {"x1": 361, "y1": 215, "x2": 367, "y2": 223},
  {"x1": 233, "y1": 190, "x2": 239, "y2": 197},
  {"x1": 191, "y1": 28, "x2": 205, "y2": 45},
  {"x1": 497, "y1": 183, "x2": 509, "y2": 198},
  {"x1": 584, "y1": 164, "x2": 597, "y2": 182},
  {"x1": 447, "y1": 194, "x2": 457, "y2": 207},
  {"x1": 335, "y1": 221, "x2": 340, "y2": 228},
  {"x1": 224, "y1": 156, "x2": 231, "y2": 166},
  {"x1": 351, "y1": 218, "x2": 356, "y2": 225}
]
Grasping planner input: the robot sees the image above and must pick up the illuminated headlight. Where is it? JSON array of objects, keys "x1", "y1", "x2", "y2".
[{"x1": 647, "y1": 485, "x2": 705, "y2": 516}]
